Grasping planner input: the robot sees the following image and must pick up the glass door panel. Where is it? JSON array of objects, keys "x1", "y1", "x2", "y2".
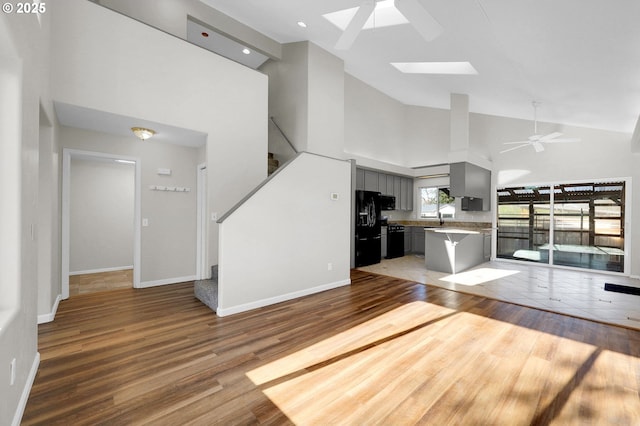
[
  {"x1": 496, "y1": 186, "x2": 550, "y2": 263},
  {"x1": 551, "y1": 183, "x2": 624, "y2": 272}
]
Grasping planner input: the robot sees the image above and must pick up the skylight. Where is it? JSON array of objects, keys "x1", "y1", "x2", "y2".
[
  {"x1": 391, "y1": 62, "x2": 478, "y2": 75},
  {"x1": 323, "y1": 0, "x2": 408, "y2": 30}
]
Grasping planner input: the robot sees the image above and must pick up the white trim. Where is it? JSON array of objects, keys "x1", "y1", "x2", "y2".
[
  {"x1": 216, "y1": 279, "x2": 351, "y2": 317},
  {"x1": 139, "y1": 275, "x2": 197, "y2": 288},
  {"x1": 196, "y1": 163, "x2": 207, "y2": 279},
  {"x1": 37, "y1": 294, "x2": 61, "y2": 324},
  {"x1": 11, "y1": 352, "x2": 40, "y2": 426},
  {"x1": 69, "y1": 266, "x2": 133, "y2": 276},
  {"x1": 61, "y1": 149, "x2": 141, "y2": 298}
]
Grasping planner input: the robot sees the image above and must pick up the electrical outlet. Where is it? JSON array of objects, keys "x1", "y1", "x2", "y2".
[
  {"x1": 142, "y1": 218, "x2": 149, "y2": 227},
  {"x1": 327, "y1": 262, "x2": 333, "y2": 271},
  {"x1": 10, "y1": 358, "x2": 16, "y2": 386}
]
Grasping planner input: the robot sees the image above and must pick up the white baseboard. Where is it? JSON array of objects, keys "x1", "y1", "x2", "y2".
[
  {"x1": 69, "y1": 265, "x2": 133, "y2": 276},
  {"x1": 37, "y1": 294, "x2": 62, "y2": 324},
  {"x1": 138, "y1": 275, "x2": 197, "y2": 289},
  {"x1": 217, "y1": 278, "x2": 351, "y2": 317},
  {"x1": 12, "y1": 351, "x2": 40, "y2": 426}
]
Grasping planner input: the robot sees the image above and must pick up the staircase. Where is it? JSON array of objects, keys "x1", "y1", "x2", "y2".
[
  {"x1": 194, "y1": 265, "x2": 218, "y2": 312},
  {"x1": 268, "y1": 152, "x2": 279, "y2": 175}
]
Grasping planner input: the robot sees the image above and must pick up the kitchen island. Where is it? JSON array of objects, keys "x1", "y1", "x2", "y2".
[{"x1": 425, "y1": 228, "x2": 486, "y2": 274}]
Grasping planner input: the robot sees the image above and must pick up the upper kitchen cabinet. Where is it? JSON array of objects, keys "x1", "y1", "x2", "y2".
[
  {"x1": 354, "y1": 167, "x2": 414, "y2": 211},
  {"x1": 394, "y1": 176, "x2": 402, "y2": 207},
  {"x1": 386, "y1": 176, "x2": 394, "y2": 196},
  {"x1": 400, "y1": 177, "x2": 414, "y2": 211},
  {"x1": 378, "y1": 173, "x2": 387, "y2": 193},
  {"x1": 364, "y1": 170, "x2": 379, "y2": 192},
  {"x1": 356, "y1": 168, "x2": 365, "y2": 190}
]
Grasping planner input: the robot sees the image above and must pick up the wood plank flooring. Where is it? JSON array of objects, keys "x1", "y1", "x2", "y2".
[
  {"x1": 69, "y1": 269, "x2": 133, "y2": 296},
  {"x1": 23, "y1": 270, "x2": 640, "y2": 425}
]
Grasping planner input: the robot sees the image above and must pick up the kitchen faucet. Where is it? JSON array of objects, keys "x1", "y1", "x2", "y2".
[{"x1": 438, "y1": 212, "x2": 444, "y2": 226}]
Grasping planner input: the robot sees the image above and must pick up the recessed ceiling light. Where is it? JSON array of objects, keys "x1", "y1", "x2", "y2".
[
  {"x1": 242, "y1": 48, "x2": 251, "y2": 55},
  {"x1": 297, "y1": 21, "x2": 307, "y2": 28},
  {"x1": 323, "y1": 0, "x2": 407, "y2": 30},
  {"x1": 391, "y1": 62, "x2": 478, "y2": 75},
  {"x1": 201, "y1": 31, "x2": 209, "y2": 38}
]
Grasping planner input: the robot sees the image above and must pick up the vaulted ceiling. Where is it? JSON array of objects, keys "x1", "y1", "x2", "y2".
[{"x1": 201, "y1": 0, "x2": 640, "y2": 134}]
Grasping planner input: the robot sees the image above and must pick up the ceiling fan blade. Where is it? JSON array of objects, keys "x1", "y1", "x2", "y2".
[
  {"x1": 544, "y1": 137, "x2": 581, "y2": 143},
  {"x1": 394, "y1": 0, "x2": 443, "y2": 42},
  {"x1": 500, "y1": 144, "x2": 529, "y2": 154},
  {"x1": 533, "y1": 142, "x2": 545, "y2": 152},
  {"x1": 539, "y1": 132, "x2": 563, "y2": 142},
  {"x1": 503, "y1": 140, "x2": 531, "y2": 145},
  {"x1": 335, "y1": 0, "x2": 376, "y2": 50}
]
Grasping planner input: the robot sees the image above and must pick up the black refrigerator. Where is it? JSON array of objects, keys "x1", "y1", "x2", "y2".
[{"x1": 355, "y1": 190, "x2": 381, "y2": 267}]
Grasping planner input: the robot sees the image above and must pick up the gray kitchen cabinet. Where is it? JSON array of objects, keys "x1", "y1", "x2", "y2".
[
  {"x1": 483, "y1": 233, "x2": 491, "y2": 260},
  {"x1": 400, "y1": 178, "x2": 408, "y2": 210},
  {"x1": 404, "y1": 177, "x2": 414, "y2": 211},
  {"x1": 356, "y1": 168, "x2": 365, "y2": 190},
  {"x1": 411, "y1": 227, "x2": 425, "y2": 254},
  {"x1": 364, "y1": 170, "x2": 379, "y2": 192},
  {"x1": 381, "y1": 226, "x2": 387, "y2": 258},
  {"x1": 378, "y1": 173, "x2": 387, "y2": 194},
  {"x1": 404, "y1": 229, "x2": 411, "y2": 253},
  {"x1": 394, "y1": 176, "x2": 402, "y2": 209},
  {"x1": 386, "y1": 175, "x2": 394, "y2": 197}
]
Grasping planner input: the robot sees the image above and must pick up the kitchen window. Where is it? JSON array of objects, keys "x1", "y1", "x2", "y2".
[
  {"x1": 496, "y1": 181, "x2": 626, "y2": 273},
  {"x1": 420, "y1": 187, "x2": 455, "y2": 219}
]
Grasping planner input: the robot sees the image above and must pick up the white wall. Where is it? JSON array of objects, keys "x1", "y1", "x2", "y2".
[
  {"x1": 37, "y1": 106, "x2": 61, "y2": 319},
  {"x1": 97, "y1": 0, "x2": 282, "y2": 60},
  {"x1": 218, "y1": 153, "x2": 352, "y2": 316},
  {"x1": 51, "y1": 0, "x2": 268, "y2": 271},
  {"x1": 262, "y1": 42, "x2": 309, "y2": 154},
  {"x1": 70, "y1": 158, "x2": 135, "y2": 273},
  {"x1": 61, "y1": 127, "x2": 199, "y2": 284},
  {"x1": 307, "y1": 42, "x2": 345, "y2": 159},
  {"x1": 0, "y1": 6, "x2": 55, "y2": 425}
]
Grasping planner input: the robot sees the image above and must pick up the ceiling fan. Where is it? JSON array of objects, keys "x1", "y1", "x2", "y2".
[
  {"x1": 334, "y1": 0, "x2": 443, "y2": 50},
  {"x1": 500, "y1": 102, "x2": 581, "y2": 154}
]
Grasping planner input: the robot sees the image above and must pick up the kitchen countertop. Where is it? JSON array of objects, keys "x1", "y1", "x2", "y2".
[
  {"x1": 392, "y1": 220, "x2": 492, "y2": 232},
  {"x1": 426, "y1": 228, "x2": 480, "y2": 234}
]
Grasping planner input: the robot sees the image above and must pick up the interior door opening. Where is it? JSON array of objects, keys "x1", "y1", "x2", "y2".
[{"x1": 62, "y1": 149, "x2": 141, "y2": 299}]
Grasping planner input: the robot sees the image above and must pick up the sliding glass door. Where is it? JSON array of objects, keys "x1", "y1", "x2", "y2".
[{"x1": 497, "y1": 181, "x2": 625, "y2": 273}]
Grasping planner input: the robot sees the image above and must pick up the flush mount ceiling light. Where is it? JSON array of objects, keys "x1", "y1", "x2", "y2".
[
  {"x1": 131, "y1": 127, "x2": 156, "y2": 140},
  {"x1": 242, "y1": 48, "x2": 251, "y2": 55},
  {"x1": 297, "y1": 21, "x2": 307, "y2": 28},
  {"x1": 391, "y1": 61, "x2": 478, "y2": 75}
]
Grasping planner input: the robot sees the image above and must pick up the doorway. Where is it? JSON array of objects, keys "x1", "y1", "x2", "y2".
[{"x1": 61, "y1": 149, "x2": 141, "y2": 299}]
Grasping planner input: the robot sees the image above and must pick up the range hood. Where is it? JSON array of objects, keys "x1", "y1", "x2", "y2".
[{"x1": 448, "y1": 94, "x2": 491, "y2": 211}]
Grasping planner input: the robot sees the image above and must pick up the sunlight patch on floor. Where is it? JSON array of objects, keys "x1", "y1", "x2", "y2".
[
  {"x1": 439, "y1": 268, "x2": 520, "y2": 286},
  {"x1": 246, "y1": 301, "x2": 456, "y2": 386}
]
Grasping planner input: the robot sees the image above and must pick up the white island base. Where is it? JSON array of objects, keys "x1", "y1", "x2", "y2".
[{"x1": 425, "y1": 228, "x2": 485, "y2": 274}]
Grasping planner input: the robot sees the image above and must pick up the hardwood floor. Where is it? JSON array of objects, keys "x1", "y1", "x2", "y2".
[
  {"x1": 23, "y1": 270, "x2": 640, "y2": 425},
  {"x1": 69, "y1": 269, "x2": 133, "y2": 296}
]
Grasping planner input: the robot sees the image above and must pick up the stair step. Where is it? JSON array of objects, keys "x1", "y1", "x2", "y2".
[{"x1": 195, "y1": 274, "x2": 218, "y2": 313}]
